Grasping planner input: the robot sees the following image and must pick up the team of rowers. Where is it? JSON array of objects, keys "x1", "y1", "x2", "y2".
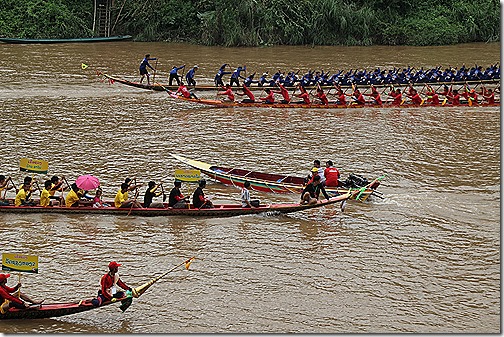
[
  {"x1": 210, "y1": 63, "x2": 500, "y2": 87},
  {"x1": 174, "y1": 80, "x2": 498, "y2": 106},
  {"x1": 0, "y1": 175, "x2": 214, "y2": 209},
  {"x1": 0, "y1": 159, "x2": 343, "y2": 210},
  {"x1": 139, "y1": 56, "x2": 499, "y2": 88}
]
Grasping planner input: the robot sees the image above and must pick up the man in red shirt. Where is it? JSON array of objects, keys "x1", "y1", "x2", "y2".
[
  {"x1": 406, "y1": 88, "x2": 423, "y2": 105},
  {"x1": 350, "y1": 88, "x2": 366, "y2": 105},
  {"x1": 260, "y1": 88, "x2": 275, "y2": 104},
  {"x1": 237, "y1": 83, "x2": 256, "y2": 103},
  {"x1": 92, "y1": 261, "x2": 132, "y2": 307},
  {"x1": 364, "y1": 85, "x2": 383, "y2": 105},
  {"x1": 324, "y1": 160, "x2": 340, "y2": 187},
  {"x1": 0, "y1": 273, "x2": 43, "y2": 314},
  {"x1": 482, "y1": 87, "x2": 495, "y2": 104},
  {"x1": 272, "y1": 82, "x2": 291, "y2": 103},
  {"x1": 217, "y1": 85, "x2": 235, "y2": 101},
  {"x1": 447, "y1": 89, "x2": 461, "y2": 106},
  {"x1": 176, "y1": 81, "x2": 198, "y2": 99},
  {"x1": 425, "y1": 85, "x2": 440, "y2": 105},
  {"x1": 315, "y1": 87, "x2": 329, "y2": 105},
  {"x1": 293, "y1": 86, "x2": 311, "y2": 104},
  {"x1": 388, "y1": 88, "x2": 402, "y2": 106}
]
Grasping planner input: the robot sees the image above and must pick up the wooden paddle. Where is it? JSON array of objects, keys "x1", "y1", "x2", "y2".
[
  {"x1": 152, "y1": 59, "x2": 158, "y2": 84},
  {"x1": 127, "y1": 189, "x2": 140, "y2": 216},
  {"x1": 160, "y1": 183, "x2": 167, "y2": 202}
]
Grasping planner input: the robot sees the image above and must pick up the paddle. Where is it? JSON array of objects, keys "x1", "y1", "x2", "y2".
[
  {"x1": 160, "y1": 183, "x2": 167, "y2": 202},
  {"x1": 130, "y1": 257, "x2": 195, "y2": 299},
  {"x1": 152, "y1": 59, "x2": 158, "y2": 84},
  {"x1": 400, "y1": 82, "x2": 412, "y2": 105},
  {"x1": 180, "y1": 64, "x2": 186, "y2": 84},
  {"x1": 127, "y1": 189, "x2": 140, "y2": 216},
  {"x1": 8, "y1": 177, "x2": 18, "y2": 195}
]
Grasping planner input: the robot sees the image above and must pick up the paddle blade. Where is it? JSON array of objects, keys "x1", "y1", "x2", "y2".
[
  {"x1": 185, "y1": 257, "x2": 195, "y2": 270},
  {"x1": 340, "y1": 199, "x2": 347, "y2": 212}
]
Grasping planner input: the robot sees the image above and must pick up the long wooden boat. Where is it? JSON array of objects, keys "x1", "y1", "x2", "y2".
[
  {"x1": 0, "y1": 299, "x2": 122, "y2": 320},
  {"x1": 170, "y1": 154, "x2": 383, "y2": 202},
  {"x1": 0, "y1": 35, "x2": 132, "y2": 44},
  {"x1": 0, "y1": 193, "x2": 351, "y2": 218},
  {"x1": 0, "y1": 258, "x2": 193, "y2": 319},
  {"x1": 166, "y1": 94, "x2": 500, "y2": 109},
  {"x1": 102, "y1": 74, "x2": 500, "y2": 94}
]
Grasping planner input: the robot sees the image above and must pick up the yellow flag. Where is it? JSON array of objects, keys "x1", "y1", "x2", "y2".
[
  {"x1": 184, "y1": 257, "x2": 195, "y2": 270},
  {"x1": 81, "y1": 63, "x2": 89, "y2": 70}
]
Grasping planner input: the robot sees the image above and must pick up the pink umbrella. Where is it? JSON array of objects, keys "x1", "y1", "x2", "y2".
[{"x1": 75, "y1": 175, "x2": 100, "y2": 190}]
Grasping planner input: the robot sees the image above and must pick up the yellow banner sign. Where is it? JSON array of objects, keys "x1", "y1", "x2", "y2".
[
  {"x1": 19, "y1": 158, "x2": 48, "y2": 174},
  {"x1": 2, "y1": 253, "x2": 39, "y2": 273},
  {"x1": 174, "y1": 169, "x2": 201, "y2": 182}
]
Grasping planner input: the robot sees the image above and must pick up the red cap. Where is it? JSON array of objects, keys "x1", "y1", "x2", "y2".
[
  {"x1": 108, "y1": 261, "x2": 121, "y2": 269},
  {"x1": 0, "y1": 273, "x2": 11, "y2": 281}
]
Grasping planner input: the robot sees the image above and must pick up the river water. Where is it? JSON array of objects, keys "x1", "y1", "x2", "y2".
[{"x1": 0, "y1": 42, "x2": 500, "y2": 333}]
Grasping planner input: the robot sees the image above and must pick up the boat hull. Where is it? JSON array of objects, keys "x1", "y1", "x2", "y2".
[
  {"x1": 0, "y1": 36, "x2": 133, "y2": 44},
  {"x1": 170, "y1": 154, "x2": 381, "y2": 201},
  {"x1": 0, "y1": 297, "x2": 123, "y2": 320},
  {"x1": 102, "y1": 74, "x2": 500, "y2": 98},
  {"x1": 169, "y1": 96, "x2": 500, "y2": 109},
  {"x1": 0, "y1": 194, "x2": 350, "y2": 217}
]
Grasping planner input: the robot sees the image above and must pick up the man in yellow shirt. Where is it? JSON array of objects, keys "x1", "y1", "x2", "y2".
[
  {"x1": 15, "y1": 183, "x2": 35, "y2": 207},
  {"x1": 49, "y1": 175, "x2": 65, "y2": 196},
  {"x1": 39, "y1": 180, "x2": 52, "y2": 207},
  {"x1": 115, "y1": 183, "x2": 142, "y2": 208},
  {"x1": 65, "y1": 183, "x2": 81, "y2": 207}
]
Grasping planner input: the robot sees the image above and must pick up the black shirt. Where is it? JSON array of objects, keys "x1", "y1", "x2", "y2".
[
  {"x1": 168, "y1": 187, "x2": 184, "y2": 207},
  {"x1": 301, "y1": 182, "x2": 330, "y2": 200},
  {"x1": 192, "y1": 187, "x2": 205, "y2": 208}
]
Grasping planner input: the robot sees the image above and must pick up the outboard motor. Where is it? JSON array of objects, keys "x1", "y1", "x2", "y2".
[{"x1": 343, "y1": 173, "x2": 370, "y2": 188}]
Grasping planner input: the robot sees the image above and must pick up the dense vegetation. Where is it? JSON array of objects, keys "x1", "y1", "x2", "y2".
[{"x1": 0, "y1": 0, "x2": 499, "y2": 46}]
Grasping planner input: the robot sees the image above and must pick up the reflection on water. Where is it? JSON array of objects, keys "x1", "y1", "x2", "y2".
[{"x1": 0, "y1": 42, "x2": 499, "y2": 333}]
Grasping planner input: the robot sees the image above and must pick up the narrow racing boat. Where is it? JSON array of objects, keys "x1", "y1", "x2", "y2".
[
  {"x1": 0, "y1": 193, "x2": 351, "y2": 217},
  {"x1": 102, "y1": 73, "x2": 500, "y2": 99},
  {"x1": 0, "y1": 258, "x2": 194, "y2": 319},
  {"x1": 170, "y1": 154, "x2": 383, "y2": 201},
  {"x1": 0, "y1": 35, "x2": 132, "y2": 44}
]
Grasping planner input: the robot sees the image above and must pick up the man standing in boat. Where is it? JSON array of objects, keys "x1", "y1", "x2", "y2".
[
  {"x1": 169, "y1": 64, "x2": 185, "y2": 86},
  {"x1": 214, "y1": 64, "x2": 231, "y2": 87},
  {"x1": 230, "y1": 65, "x2": 246, "y2": 87},
  {"x1": 139, "y1": 54, "x2": 157, "y2": 85},
  {"x1": 185, "y1": 65, "x2": 198, "y2": 86}
]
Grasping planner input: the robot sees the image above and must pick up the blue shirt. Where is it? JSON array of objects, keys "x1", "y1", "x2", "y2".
[
  {"x1": 186, "y1": 68, "x2": 196, "y2": 80},
  {"x1": 140, "y1": 57, "x2": 156, "y2": 71},
  {"x1": 170, "y1": 65, "x2": 184, "y2": 75}
]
